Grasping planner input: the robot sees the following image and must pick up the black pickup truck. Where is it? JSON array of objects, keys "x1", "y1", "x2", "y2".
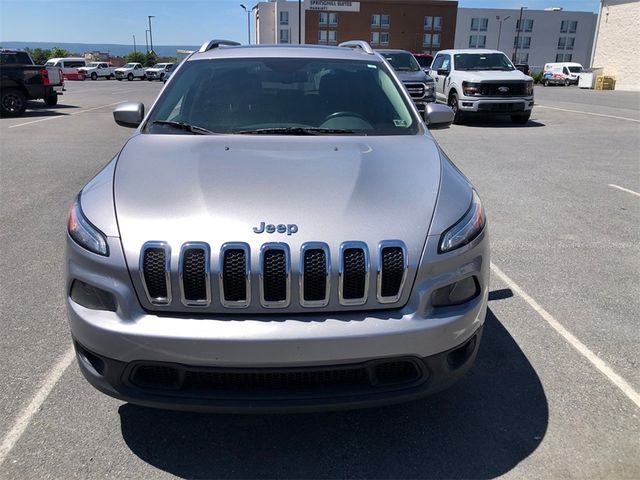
[{"x1": 0, "y1": 49, "x2": 65, "y2": 117}]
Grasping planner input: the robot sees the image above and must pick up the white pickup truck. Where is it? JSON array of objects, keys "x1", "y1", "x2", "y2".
[
  {"x1": 114, "y1": 63, "x2": 146, "y2": 81},
  {"x1": 78, "y1": 62, "x2": 114, "y2": 80},
  {"x1": 144, "y1": 63, "x2": 174, "y2": 81},
  {"x1": 429, "y1": 49, "x2": 534, "y2": 124}
]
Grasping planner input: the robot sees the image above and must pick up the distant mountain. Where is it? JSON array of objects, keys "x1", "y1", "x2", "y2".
[{"x1": 0, "y1": 41, "x2": 200, "y2": 57}]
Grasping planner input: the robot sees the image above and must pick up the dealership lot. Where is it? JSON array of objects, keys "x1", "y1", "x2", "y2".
[{"x1": 1, "y1": 81, "x2": 638, "y2": 478}]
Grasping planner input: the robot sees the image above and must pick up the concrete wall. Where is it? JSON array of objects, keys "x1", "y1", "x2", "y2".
[
  {"x1": 256, "y1": 0, "x2": 304, "y2": 45},
  {"x1": 455, "y1": 8, "x2": 597, "y2": 69},
  {"x1": 592, "y1": 0, "x2": 640, "y2": 91}
]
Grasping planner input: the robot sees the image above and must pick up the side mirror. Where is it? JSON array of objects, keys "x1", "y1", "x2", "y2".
[
  {"x1": 437, "y1": 68, "x2": 450, "y2": 76},
  {"x1": 113, "y1": 102, "x2": 144, "y2": 128},
  {"x1": 425, "y1": 103, "x2": 454, "y2": 129}
]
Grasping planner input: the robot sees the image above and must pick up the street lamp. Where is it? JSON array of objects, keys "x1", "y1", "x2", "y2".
[
  {"x1": 298, "y1": 0, "x2": 302, "y2": 44},
  {"x1": 148, "y1": 15, "x2": 155, "y2": 53},
  {"x1": 133, "y1": 34, "x2": 137, "y2": 54},
  {"x1": 496, "y1": 15, "x2": 511, "y2": 50},
  {"x1": 513, "y1": 7, "x2": 527, "y2": 63},
  {"x1": 145, "y1": 29, "x2": 150, "y2": 54},
  {"x1": 240, "y1": 4, "x2": 257, "y2": 44}
]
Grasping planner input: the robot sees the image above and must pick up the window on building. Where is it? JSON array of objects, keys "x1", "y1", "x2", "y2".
[
  {"x1": 279, "y1": 11, "x2": 289, "y2": 25},
  {"x1": 279, "y1": 29, "x2": 289, "y2": 43},
  {"x1": 329, "y1": 12, "x2": 338, "y2": 26},
  {"x1": 569, "y1": 21, "x2": 578, "y2": 33},
  {"x1": 433, "y1": 16, "x2": 442, "y2": 31},
  {"x1": 424, "y1": 16, "x2": 433, "y2": 30},
  {"x1": 371, "y1": 31, "x2": 380, "y2": 45},
  {"x1": 480, "y1": 18, "x2": 488, "y2": 31},
  {"x1": 371, "y1": 14, "x2": 380, "y2": 27},
  {"x1": 557, "y1": 37, "x2": 566, "y2": 49},
  {"x1": 319, "y1": 12, "x2": 328, "y2": 26},
  {"x1": 517, "y1": 19, "x2": 534, "y2": 32},
  {"x1": 423, "y1": 33, "x2": 432, "y2": 47},
  {"x1": 328, "y1": 30, "x2": 337, "y2": 44},
  {"x1": 514, "y1": 36, "x2": 531, "y2": 49},
  {"x1": 432, "y1": 34, "x2": 441, "y2": 48},
  {"x1": 381, "y1": 14, "x2": 390, "y2": 28},
  {"x1": 380, "y1": 32, "x2": 390, "y2": 45},
  {"x1": 318, "y1": 30, "x2": 328, "y2": 44},
  {"x1": 566, "y1": 37, "x2": 575, "y2": 50},
  {"x1": 472, "y1": 18, "x2": 488, "y2": 31},
  {"x1": 513, "y1": 52, "x2": 529, "y2": 63},
  {"x1": 470, "y1": 18, "x2": 479, "y2": 31},
  {"x1": 555, "y1": 53, "x2": 572, "y2": 62},
  {"x1": 560, "y1": 20, "x2": 577, "y2": 33}
]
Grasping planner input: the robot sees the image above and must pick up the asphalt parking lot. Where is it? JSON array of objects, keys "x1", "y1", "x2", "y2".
[{"x1": 1, "y1": 80, "x2": 638, "y2": 479}]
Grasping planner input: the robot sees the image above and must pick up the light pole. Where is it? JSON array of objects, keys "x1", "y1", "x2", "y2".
[
  {"x1": 148, "y1": 15, "x2": 155, "y2": 53},
  {"x1": 145, "y1": 29, "x2": 150, "y2": 54},
  {"x1": 240, "y1": 5, "x2": 257, "y2": 44},
  {"x1": 133, "y1": 34, "x2": 137, "y2": 54},
  {"x1": 496, "y1": 15, "x2": 511, "y2": 50},
  {"x1": 513, "y1": 7, "x2": 526, "y2": 63},
  {"x1": 298, "y1": 0, "x2": 301, "y2": 44}
]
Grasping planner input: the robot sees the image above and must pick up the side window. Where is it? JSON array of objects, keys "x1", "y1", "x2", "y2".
[
  {"x1": 563, "y1": 67, "x2": 569, "y2": 74},
  {"x1": 431, "y1": 55, "x2": 444, "y2": 71}
]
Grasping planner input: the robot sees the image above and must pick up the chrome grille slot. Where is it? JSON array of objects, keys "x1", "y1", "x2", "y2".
[
  {"x1": 377, "y1": 241, "x2": 408, "y2": 304},
  {"x1": 404, "y1": 82, "x2": 427, "y2": 99},
  {"x1": 220, "y1": 243, "x2": 250, "y2": 308},
  {"x1": 140, "y1": 242, "x2": 171, "y2": 305},
  {"x1": 300, "y1": 243, "x2": 330, "y2": 307},
  {"x1": 179, "y1": 243, "x2": 211, "y2": 306},
  {"x1": 260, "y1": 244, "x2": 290, "y2": 308},
  {"x1": 339, "y1": 242, "x2": 369, "y2": 306}
]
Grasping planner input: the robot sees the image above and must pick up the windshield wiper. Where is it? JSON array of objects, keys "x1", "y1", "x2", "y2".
[
  {"x1": 234, "y1": 127, "x2": 357, "y2": 135},
  {"x1": 151, "y1": 120, "x2": 217, "y2": 135}
]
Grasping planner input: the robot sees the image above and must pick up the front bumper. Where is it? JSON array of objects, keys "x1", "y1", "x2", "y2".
[
  {"x1": 66, "y1": 228, "x2": 489, "y2": 411},
  {"x1": 458, "y1": 96, "x2": 534, "y2": 114}
]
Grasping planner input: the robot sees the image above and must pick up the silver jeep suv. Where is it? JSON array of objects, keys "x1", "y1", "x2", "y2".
[{"x1": 65, "y1": 40, "x2": 489, "y2": 412}]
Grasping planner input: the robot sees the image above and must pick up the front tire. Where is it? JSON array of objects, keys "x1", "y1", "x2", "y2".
[
  {"x1": 43, "y1": 94, "x2": 58, "y2": 106},
  {"x1": 543, "y1": 79, "x2": 549, "y2": 87},
  {"x1": 448, "y1": 92, "x2": 463, "y2": 124},
  {"x1": 91, "y1": 72, "x2": 97, "y2": 80},
  {"x1": 1, "y1": 88, "x2": 27, "y2": 117},
  {"x1": 564, "y1": 79, "x2": 570, "y2": 87},
  {"x1": 127, "y1": 73, "x2": 133, "y2": 81},
  {"x1": 511, "y1": 112, "x2": 531, "y2": 124}
]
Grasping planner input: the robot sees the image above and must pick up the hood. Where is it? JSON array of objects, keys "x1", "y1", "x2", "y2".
[
  {"x1": 115, "y1": 67, "x2": 131, "y2": 71},
  {"x1": 460, "y1": 70, "x2": 532, "y2": 82},
  {"x1": 395, "y1": 70, "x2": 433, "y2": 83},
  {"x1": 114, "y1": 133, "x2": 442, "y2": 313}
]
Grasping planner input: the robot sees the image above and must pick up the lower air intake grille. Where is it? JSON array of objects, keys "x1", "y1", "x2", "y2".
[
  {"x1": 181, "y1": 248, "x2": 207, "y2": 302},
  {"x1": 303, "y1": 249, "x2": 327, "y2": 302},
  {"x1": 380, "y1": 247, "x2": 405, "y2": 298},
  {"x1": 262, "y1": 248, "x2": 288, "y2": 303},
  {"x1": 342, "y1": 248, "x2": 367, "y2": 300},
  {"x1": 142, "y1": 248, "x2": 168, "y2": 300},
  {"x1": 222, "y1": 249, "x2": 248, "y2": 302}
]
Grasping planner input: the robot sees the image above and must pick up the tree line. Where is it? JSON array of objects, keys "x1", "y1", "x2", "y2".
[{"x1": 21, "y1": 47, "x2": 174, "y2": 67}]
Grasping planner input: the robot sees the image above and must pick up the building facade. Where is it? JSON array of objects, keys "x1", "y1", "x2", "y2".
[
  {"x1": 454, "y1": 8, "x2": 597, "y2": 68},
  {"x1": 256, "y1": 0, "x2": 304, "y2": 45},
  {"x1": 591, "y1": 0, "x2": 640, "y2": 91}
]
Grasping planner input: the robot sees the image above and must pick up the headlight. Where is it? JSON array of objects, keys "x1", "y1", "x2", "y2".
[
  {"x1": 526, "y1": 81, "x2": 534, "y2": 96},
  {"x1": 462, "y1": 81, "x2": 482, "y2": 96},
  {"x1": 439, "y1": 190, "x2": 485, "y2": 253},
  {"x1": 67, "y1": 196, "x2": 109, "y2": 256}
]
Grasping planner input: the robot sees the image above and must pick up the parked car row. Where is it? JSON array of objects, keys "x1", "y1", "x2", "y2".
[{"x1": 38, "y1": 57, "x2": 175, "y2": 82}]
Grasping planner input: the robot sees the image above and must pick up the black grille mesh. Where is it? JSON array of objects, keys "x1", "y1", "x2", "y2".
[
  {"x1": 380, "y1": 247, "x2": 404, "y2": 298},
  {"x1": 142, "y1": 248, "x2": 167, "y2": 299},
  {"x1": 223, "y1": 249, "x2": 247, "y2": 302},
  {"x1": 303, "y1": 249, "x2": 327, "y2": 302},
  {"x1": 263, "y1": 249, "x2": 287, "y2": 302},
  {"x1": 342, "y1": 248, "x2": 366, "y2": 299},
  {"x1": 182, "y1": 248, "x2": 207, "y2": 301}
]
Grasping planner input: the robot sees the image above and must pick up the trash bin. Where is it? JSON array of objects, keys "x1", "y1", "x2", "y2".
[
  {"x1": 595, "y1": 75, "x2": 616, "y2": 90},
  {"x1": 579, "y1": 67, "x2": 603, "y2": 89}
]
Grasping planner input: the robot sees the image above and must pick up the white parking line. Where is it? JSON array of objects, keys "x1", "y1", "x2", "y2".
[
  {"x1": 536, "y1": 105, "x2": 640, "y2": 123},
  {"x1": 0, "y1": 346, "x2": 75, "y2": 466},
  {"x1": 608, "y1": 184, "x2": 640, "y2": 197},
  {"x1": 7, "y1": 101, "x2": 125, "y2": 129},
  {"x1": 491, "y1": 262, "x2": 640, "y2": 410}
]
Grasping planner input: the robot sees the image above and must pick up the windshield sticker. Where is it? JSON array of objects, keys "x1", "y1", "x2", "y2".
[
  {"x1": 367, "y1": 64, "x2": 377, "y2": 69},
  {"x1": 393, "y1": 119, "x2": 408, "y2": 127}
]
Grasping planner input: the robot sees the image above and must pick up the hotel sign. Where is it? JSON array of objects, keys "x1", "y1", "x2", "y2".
[{"x1": 307, "y1": 1, "x2": 361, "y2": 12}]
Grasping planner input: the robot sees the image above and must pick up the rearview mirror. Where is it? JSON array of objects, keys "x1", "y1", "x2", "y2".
[
  {"x1": 113, "y1": 102, "x2": 144, "y2": 128},
  {"x1": 425, "y1": 103, "x2": 454, "y2": 129}
]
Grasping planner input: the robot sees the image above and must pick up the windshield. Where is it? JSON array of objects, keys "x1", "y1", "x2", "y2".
[
  {"x1": 568, "y1": 66, "x2": 582, "y2": 73},
  {"x1": 381, "y1": 52, "x2": 421, "y2": 72},
  {"x1": 151, "y1": 64, "x2": 163, "y2": 68},
  {"x1": 146, "y1": 57, "x2": 418, "y2": 136},
  {"x1": 122, "y1": 63, "x2": 136, "y2": 68},
  {"x1": 88, "y1": 62, "x2": 100, "y2": 67},
  {"x1": 44, "y1": 61, "x2": 55, "y2": 66},
  {"x1": 454, "y1": 53, "x2": 515, "y2": 71}
]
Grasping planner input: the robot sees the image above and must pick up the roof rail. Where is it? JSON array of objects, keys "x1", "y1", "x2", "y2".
[
  {"x1": 198, "y1": 39, "x2": 241, "y2": 53},
  {"x1": 338, "y1": 40, "x2": 375, "y2": 55}
]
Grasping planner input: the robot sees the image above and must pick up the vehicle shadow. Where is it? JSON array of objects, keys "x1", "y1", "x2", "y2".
[
  {"x1": 119, "y1": 307, "x2": 548, "y2": 479},
  {"x1": 459, "y1": 117, "x2": 546, "y2": 128}
]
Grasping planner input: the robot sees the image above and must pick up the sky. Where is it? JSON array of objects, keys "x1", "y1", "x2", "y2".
[{"x1": 0, "y1": 0, "x2": 600, "y2": 45}]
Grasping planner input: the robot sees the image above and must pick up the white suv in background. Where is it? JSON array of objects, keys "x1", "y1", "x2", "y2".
[
  {"x1": 78, "y1": 62, "x2": 114, "y2": 80},
  {"x1": 145, "y1": 63, "x2": 174, "y2": 81},
  {"x1": 114, "y1": 63, "x2": 146, "y2": 81},
  {"x1": 429, "y1": 49, "x2": 534, "y2": 124}
]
